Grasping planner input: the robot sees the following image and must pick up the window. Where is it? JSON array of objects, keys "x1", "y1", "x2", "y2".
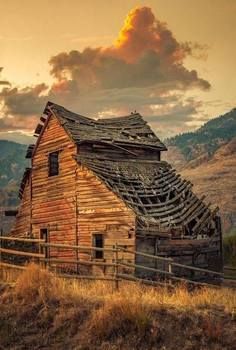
[
  {"x1": 48, "y1": 151, "x2": 59, "y2": 176},
  {"x1": 92, "y1": 233, "x2": 104, "y2": 259}
]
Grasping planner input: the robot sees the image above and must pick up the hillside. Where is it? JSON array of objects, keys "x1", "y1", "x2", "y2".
[
  {"x1": 0, "y1": 264, "x2": 235, "y2": 350},
  {"x1": 166, "y1": 108, "x2": 236, "y2": 165},
  {"x1": 0, "y1": 140, "x2": 28, "y2": 207},
  {"x1": 163, "y1": 109, "x2": 236, "y2": 234},
  {"x1": 181, "y1": 139, "x2": 236, "y2": 233}
]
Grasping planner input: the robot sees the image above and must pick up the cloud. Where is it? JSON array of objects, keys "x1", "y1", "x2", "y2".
[
  {"x1": 0, "y1": 81, "x2": 10, "y2": 86},
  {"x1": 0, "y1": 83, "x2": 47, "y2": 133},
  {"x1": 0, "y1": 67, "x2": 10, "y2": 86},
  {"x1": 49, "y1": 7, "x2": 210, "y2": 91},
  {"x1": 0, "y1": 131, "x2": 34, "y2": 144},
  {"x1": 0, "y1": 6, "x2": 211, "y2": 138},
  {"x1": 0, "y1": 114, "x2": 39, "y2": 132},
  {"x1": 0, "y1": 83, "x2": 48, "y2": 116},
  {"x1": 145, "y1": 98, "x2": 205, "y2": 139}
]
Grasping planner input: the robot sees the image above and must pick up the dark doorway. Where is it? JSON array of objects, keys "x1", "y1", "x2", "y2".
[{"x1": 92, "y1": 233, "x2": 104, "y2": 259}]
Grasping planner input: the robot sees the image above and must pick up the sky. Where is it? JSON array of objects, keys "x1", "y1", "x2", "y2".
[{"x1": 0, "y1": 0, "x2": 235, "y2": 143}]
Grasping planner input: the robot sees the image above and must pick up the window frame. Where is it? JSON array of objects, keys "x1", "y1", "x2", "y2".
[{"x1": 48, "y1": 151, "x2": 59, "y2": 177}]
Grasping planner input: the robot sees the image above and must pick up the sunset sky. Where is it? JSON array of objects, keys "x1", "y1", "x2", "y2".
[{"x1": 0, "y1": 0, "x2": 235, "y2": 143}]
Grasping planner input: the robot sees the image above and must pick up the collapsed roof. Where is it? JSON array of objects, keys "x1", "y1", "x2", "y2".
[{"x1": 76, "y1": 155, "x2": 218, "y2": 238}]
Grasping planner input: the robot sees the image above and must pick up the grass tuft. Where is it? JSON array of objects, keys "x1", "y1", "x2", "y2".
[{"x1": 15, "y1": 263, "x2": 61, "y2": 305}]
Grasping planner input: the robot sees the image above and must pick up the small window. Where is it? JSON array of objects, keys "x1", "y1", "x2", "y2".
[
  {"x1": 92, "y1": 233, "x2": 104, "y2": 259},
  {"x1": 48, "y1": 151, "x2": 59, "y2": 177}
]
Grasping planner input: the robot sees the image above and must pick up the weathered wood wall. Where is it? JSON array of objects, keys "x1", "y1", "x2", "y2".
[
  {"x1": 76, "y1": 165, "x2": 136, "y2": 273},
  {"x1": 31, "y1": 115, "x2": 77, "y2": 260},
  {"x1": 136, "y1": 234, "x2": 222, "y2": 277}
]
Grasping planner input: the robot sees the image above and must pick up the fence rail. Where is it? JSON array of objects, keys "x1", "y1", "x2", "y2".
[
  {"x1": 0, "y1": 261, "x2": 26, "y2": 270},
  {"x1": 119, "y1": 246, "x2": 223, "y2": 277},
  {"x1": 0, "y1": 235, "x2": 225, "y2": 288},
  {"x1": 224, "y1": 266, "x2": 236, "y2": 272},
  {"x1": 0, "y1": 247, "x2": 44, "y2": 258},
  {"x1": 0, "y1": 236, "x2": 44, "y2": 243}
]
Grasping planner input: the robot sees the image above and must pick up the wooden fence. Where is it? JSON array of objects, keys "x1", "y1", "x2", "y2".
[{"x1": 0, "y1": 235, "x2": 226, "y2": 289}]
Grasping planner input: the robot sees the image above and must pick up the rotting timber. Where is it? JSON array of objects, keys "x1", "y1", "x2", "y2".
[{"x1": 8, "y1": 102, "x2": 223, "y2": 280}]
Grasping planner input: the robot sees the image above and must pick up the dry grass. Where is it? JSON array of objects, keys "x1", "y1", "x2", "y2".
[
  {"x1": 15, "y1": 263, "x2": 61, "y2": 303},
  {"x1": 0, "y1": 263, "x2": 236, "y2": 349}
]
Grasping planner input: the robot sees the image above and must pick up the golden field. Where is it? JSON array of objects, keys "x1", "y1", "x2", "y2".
[{"x1": 0, "y1": 264, "x2": 235, "y2": 349}]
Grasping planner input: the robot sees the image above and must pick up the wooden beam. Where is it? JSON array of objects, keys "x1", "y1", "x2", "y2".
[
  {"x1": 0, "y1": 247, "x2": 44, "y2": 258},
  {"x1": 42, "y1": 258, "x2": 116, "y2": 267},
  {"x1": 41, "y1": 242, "x2": 116, "y2": 252},
  {"x1": 58, "y1": 273, "x2": 119, "y2": 282},
  {"x1": 0, "y1": 236, "x2": 44, "y2": 243},
  {"x1": 0, "y1": 261, "x2": 26, "y2": 270},
  {"x1": 119, "y1": 260, "x2": 173, "y2": 276},
  {"x1": 119, "y1": 246, "x2": 173, "y2": 262}
]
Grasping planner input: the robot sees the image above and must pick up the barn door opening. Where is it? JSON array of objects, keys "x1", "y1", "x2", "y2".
[
  {"x1": 40, "y1": 228, "x2": 49, "y2": 259},
  {"x1": 92, "y1": 233, "x2": 104, "y2": 259}
]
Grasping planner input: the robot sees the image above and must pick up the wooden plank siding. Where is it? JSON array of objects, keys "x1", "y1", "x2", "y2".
[
  {"x1": 31, "y1": 115, "x2": 77, "y2": 261},
  {"x1": 76, "y1": 165, "x2": 136, "y2": 274}
]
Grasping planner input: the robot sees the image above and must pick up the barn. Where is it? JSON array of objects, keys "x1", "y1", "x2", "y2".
[{"x1": 9, "y1": 101, "x2": 223, "y2": 275}]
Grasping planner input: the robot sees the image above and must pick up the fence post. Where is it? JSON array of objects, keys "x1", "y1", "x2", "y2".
[{"x1": 115, "y1": 243, "x2": 119, "y2": 291}]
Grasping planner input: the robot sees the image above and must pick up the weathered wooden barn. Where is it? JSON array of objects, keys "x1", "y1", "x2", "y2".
[{"x1": 10, "y1": 101, "x2": 223, "y2": 274}]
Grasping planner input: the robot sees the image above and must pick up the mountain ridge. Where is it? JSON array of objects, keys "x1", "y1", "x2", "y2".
[{"x1": 165, "y1": 108, "x2": 236, "y2": 166}]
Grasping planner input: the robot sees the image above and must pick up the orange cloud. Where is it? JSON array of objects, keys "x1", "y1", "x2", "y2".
[
  {"x1": 113, "y1": 7, "x2": 158, "y2": 62},
  {"x1": 112, "y1": 6, "x2": 185, "y2": 64},
  {"x1": 49, "y1": 6, "x2": 209, "y2": 92}
]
